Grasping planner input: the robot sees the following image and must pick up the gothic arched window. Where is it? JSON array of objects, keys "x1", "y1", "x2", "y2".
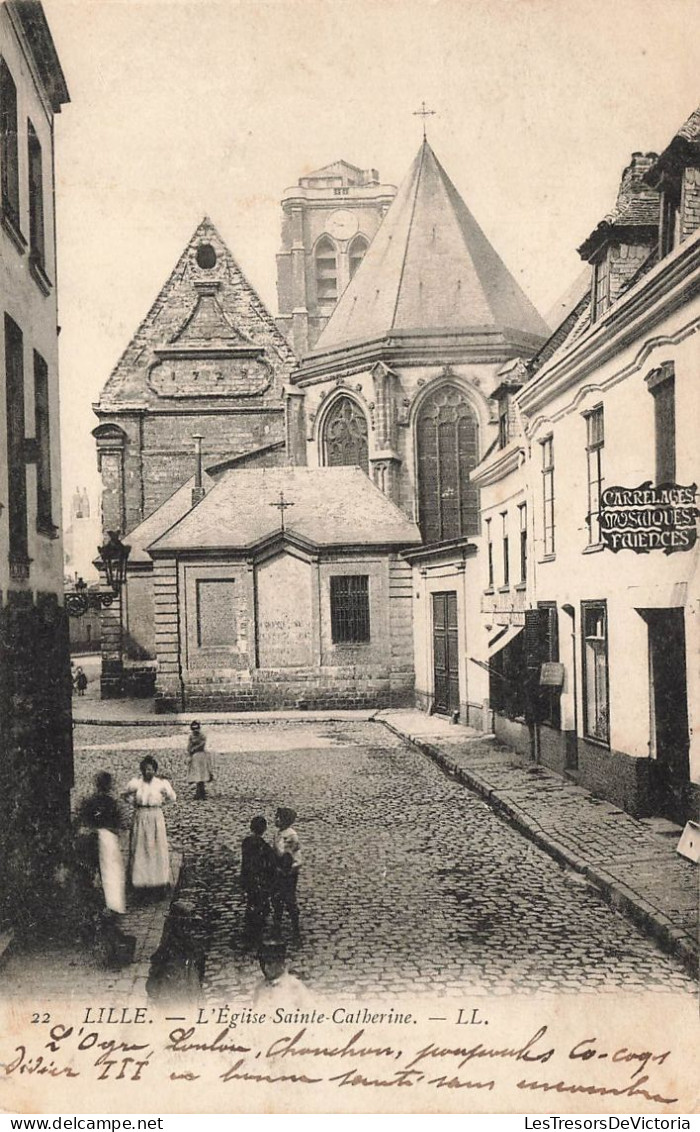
[
  {"x1": 416, "y1": 385, "x2": 479, "y2": 544},
  {"x1": 323, "y1": 395, "x2": 369, "y2": 473},
  {"x1": 348, "y1": 234, "x2": 369, "y2": 280},
  {"x1": 315, "y1": 236, "x2": 338, "y2": 306}
]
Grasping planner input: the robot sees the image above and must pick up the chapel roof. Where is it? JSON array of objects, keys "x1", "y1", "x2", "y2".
[
  {"x1": 308, "y1": 140, "x2": 549, "y2": 355},
  {"x1": 149, "y1": 467, "x2": 421, "y2": 554},
  {"x1": 125, "y1": 474, "x2": 213, "y2": 563}
]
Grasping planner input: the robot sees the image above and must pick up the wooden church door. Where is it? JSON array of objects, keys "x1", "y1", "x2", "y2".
[{"x1": 432, "y1": 591, "x2": 459, "y2": 715}]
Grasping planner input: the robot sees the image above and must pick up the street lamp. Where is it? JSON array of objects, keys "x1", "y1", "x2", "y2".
[
  {"x1": 65, "y1": 531, "x2": 131, "y2": 618},
  {"x1": 98, "y1": 530, "x2": 131, "y2": 593}
]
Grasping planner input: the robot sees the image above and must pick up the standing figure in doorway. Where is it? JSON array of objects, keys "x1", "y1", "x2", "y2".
[
  {"x1": 124, "y1": 756, "x2": 176, "y2": 898},
  {"x1": 187, "y1": 720, "x2": 213, "y2": 800}
]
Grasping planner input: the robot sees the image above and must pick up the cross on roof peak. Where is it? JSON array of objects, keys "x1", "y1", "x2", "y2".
[
  {"x1": 413, "y1": 101, "x2": 436, "y2": 140},
  {"x1": 270, "y1": 490, "x2": 295, "y2": 531}
]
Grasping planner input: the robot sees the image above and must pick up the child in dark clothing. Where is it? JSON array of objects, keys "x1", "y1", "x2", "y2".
[{"x1": 240, "y1": 816, "x2": 277, "y2": 948}]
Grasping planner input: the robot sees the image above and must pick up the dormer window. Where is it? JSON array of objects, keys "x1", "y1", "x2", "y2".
[
  {"x1": 491, "y1": 379, "x2": 522, "y2": 450},
  {"x1": 591, "y1": 254, "x2": 611, "y2": 323},
  {"x1": 659, "y1": 185, "x2": 681, "y2": 258}
]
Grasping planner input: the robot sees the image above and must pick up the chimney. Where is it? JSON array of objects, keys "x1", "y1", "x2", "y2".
[{"x1": 191, "y1": 435, "x2": 205, "y2": 506}]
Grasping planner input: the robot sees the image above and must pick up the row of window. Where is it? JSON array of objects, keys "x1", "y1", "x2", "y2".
[
  {"x1": 323, "y1": 387, "x2": 480, "y2": 546},
  {"x1": 539, "y1": 369, "x2": 675, "y2": 558},
  {"x1": 4, "y1": 312, "x2": 54, "y2": 575},
  {"x1": 314, "y1": 234, "x2": 368, "y2": 305},
  {"x1": 485, "y1": 504, "x2": 527, "y2": 590},
  {"x1": 1, "y1": 56, "x2": 48, "y2": 278}
]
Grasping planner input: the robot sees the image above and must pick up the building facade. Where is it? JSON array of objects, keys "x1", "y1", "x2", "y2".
[
  {"x1": 474, "y1": 111, "x2": 700, "y2": 823},
  {"x1": 291, "y1": 140, "x2": 549, "y2": 727},
  {"x1": 147, "y1": 466, "x2": 419, "y2": 712},
  {"x1": 93, "y1": 218, "x2": 297, "y2": 695},
  {"x1": 275, "y1": 160, "x2": 396, "y2": 357},
  {"x1": 0, "y1": 0, "x2": 71, "y2": 927}
]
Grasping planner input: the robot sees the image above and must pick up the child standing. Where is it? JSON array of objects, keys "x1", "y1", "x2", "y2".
[
  {"x1": 272, "y1": 806, "x2": 302, "y2": 941},
  {"x1": 187, "y1": 720, "x2": 213, "y2": 800},
  {"x1": 240, "y1": 816, "x2": 277, "y2": 948}
]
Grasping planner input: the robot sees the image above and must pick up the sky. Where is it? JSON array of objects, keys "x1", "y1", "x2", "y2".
[{"x1": 43, "y1": 0, "x2": 700, "y2": 522}]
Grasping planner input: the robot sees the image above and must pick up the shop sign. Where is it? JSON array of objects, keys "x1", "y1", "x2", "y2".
[{"x1": 600, "y1": 482, "x2": 698, "y2": 554}]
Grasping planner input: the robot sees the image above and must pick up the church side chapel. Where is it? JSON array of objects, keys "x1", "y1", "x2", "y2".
[{"x1": 93, "y1": 137, "x2": 551, "y2": 715}]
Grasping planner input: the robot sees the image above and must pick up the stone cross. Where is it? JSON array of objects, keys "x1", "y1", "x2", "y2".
[{"x1": 270, "y1": 490, "x2": 294, "y2": 531}]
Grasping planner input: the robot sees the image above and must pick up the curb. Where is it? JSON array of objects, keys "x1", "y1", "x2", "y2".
[
  {"x1": 378, "y1": 718, "x2": 699, "y2": 979},
  {"x1": 74, "y1": 710, "x2": 378, "y2": 728}
]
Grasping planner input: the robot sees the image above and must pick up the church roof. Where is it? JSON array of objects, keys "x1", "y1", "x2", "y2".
[
  {"x1": 149, "y1": 467, "x2": 421, "y2": 554},
  {"x1": 310, "y1": 141, "x2": 549, "y2": 354}
]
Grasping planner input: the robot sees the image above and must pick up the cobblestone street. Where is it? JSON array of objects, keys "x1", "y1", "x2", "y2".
[{"x1": 66, "y1": 718, "x2": 696, "y2": 1002}]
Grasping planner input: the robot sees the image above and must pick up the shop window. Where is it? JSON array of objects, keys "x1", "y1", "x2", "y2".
[
  {"x1": 0, "y1": 58, "x2": 19, "y2": 229},
  {"x1": 348, "y1": 234, "x2": 368, "y2": 279},
  {"x1": 541, "y1": 436, "x2": 555, "y2": 557},
  {"x1": 490, "y1": 631, "x2": 526, "y2": 720},
  {"x1": 585, "y1": 406, "x2": 605, "y2": 544},
  {"x1": 582, "y1": 601, "x2": 609, "y2": 744},
  {"x1": 519, "y1": 503, "x2": 527, "y2": 583},
  {"x1": 323, "y1": 395, "x2": 369, "y2": 472},
  {"x1": 416, "y1": 385, "x2": 479, "y2": 544},
  {"x1": 315, "y1": 236, "x2": 338, "y2": 305},
  {"x1": 330, "y1": 575, "x2": 370, "y2": 644},
  {"x1": 647, "y1": 365, "x2": 675, "y2": 484},
  {"x1": 28, "y1": 121, "x2": 45, "y2": 267},
  {"x1": 34, "y1": 350, "x2": 53, "y2": 532},
  {"x1": 5, "y1": 313, "x2": 28, "y2": 569}
]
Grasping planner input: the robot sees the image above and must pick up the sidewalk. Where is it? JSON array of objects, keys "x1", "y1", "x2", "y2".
[
  {"x1": 1, "y1": 853, "x2": 182, "y2": 1006},
  {"x1": 377, "y1": 709, "x2": 699, "y2": 977}
]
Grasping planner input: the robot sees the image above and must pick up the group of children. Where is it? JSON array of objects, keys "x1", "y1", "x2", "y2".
[
  {"x1": 187, "y1": 721, "x2": 302, "y2": 947},
  {"x1": 241, "y1": 809, "x2": 302, "y2": 947}
]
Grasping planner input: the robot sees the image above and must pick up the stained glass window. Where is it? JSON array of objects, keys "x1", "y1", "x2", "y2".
[
  {"x1": 416, "y1": 385, "x2": 479, "y2": 544},
  {"x1": 323, "y1": 395, "x2": 369, "y2": 473}
]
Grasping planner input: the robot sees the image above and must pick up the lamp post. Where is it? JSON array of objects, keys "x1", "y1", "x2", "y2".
[{"x1": 65, "y1": 531, "x2": 131, "y2": 618}]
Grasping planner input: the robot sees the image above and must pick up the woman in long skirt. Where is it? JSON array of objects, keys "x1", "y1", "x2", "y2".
[{"x1": 124, "y1": 756, "x2": 176, "y2": 897}]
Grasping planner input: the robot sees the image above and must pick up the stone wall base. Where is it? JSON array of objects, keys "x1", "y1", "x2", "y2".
[
  {"x1": 156, "y1": 669, "x2": 414, "y2": 713},
  {"x1": 491, "y1": 712, "x2": 700, "y2": 822}
]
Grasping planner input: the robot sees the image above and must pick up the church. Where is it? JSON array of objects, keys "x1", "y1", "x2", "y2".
[{"x1": 93, "y1": 141, "x2": 549, "y2": 714}]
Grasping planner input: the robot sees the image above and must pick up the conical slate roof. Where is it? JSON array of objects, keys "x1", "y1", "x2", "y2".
[{"x1": 312, "y1": 141, "x2": 549, "y2": 353}]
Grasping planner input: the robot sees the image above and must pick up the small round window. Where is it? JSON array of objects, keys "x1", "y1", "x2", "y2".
[{"x1": 196, "y1": 243, "x2": 217, "y2": 269}]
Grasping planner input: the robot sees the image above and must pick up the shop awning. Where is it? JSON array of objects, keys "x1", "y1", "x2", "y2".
[{"x1": 487, "y1": 623, "x2": 524, "y2": 657}]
